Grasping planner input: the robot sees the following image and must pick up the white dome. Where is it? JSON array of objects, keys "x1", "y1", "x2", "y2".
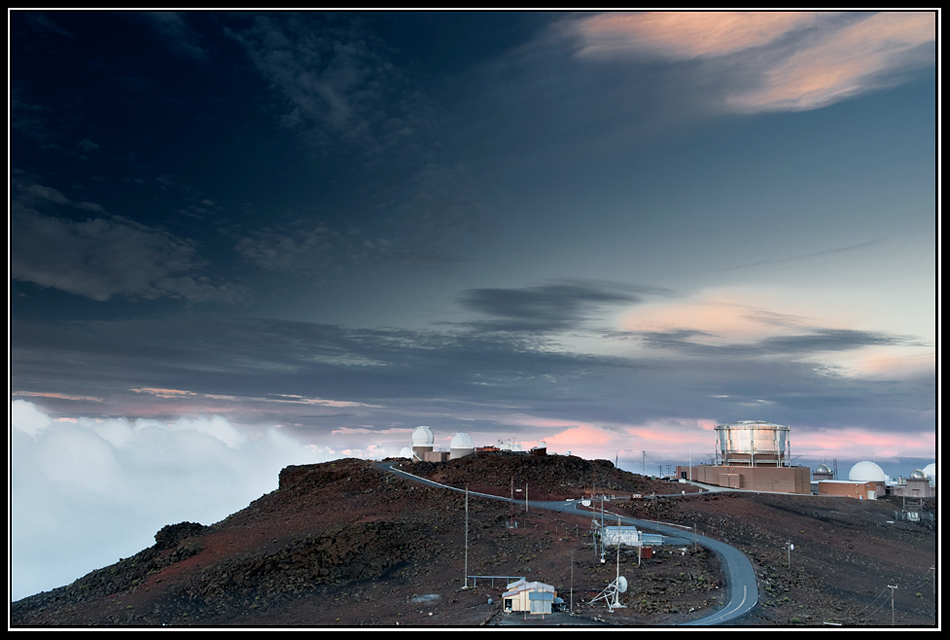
[
  {"x1": 849, "y1": 460, "x2": 885, "y2": 483},
  {"x1": 399, "y1": 446, "x2": 414, "y2": 459},
  {"x1": 450, "y1": 433, "x2": 474, "y2": 449},
  {"x1": 411, "y1": 426, "x2": 434, "y2": 446},
  {"x1": 922, "y1": 462, "x2": 936, "y2": 480}
]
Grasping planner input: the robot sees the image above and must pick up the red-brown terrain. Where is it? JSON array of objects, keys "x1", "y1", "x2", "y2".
[{"x1": 9, "y1": 453, "x2": 938, "y2": 628}]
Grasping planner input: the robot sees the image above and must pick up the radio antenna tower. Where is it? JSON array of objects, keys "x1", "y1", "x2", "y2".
[{"x1": 591, "y1": 515, "x2": 627, "y2": 610}]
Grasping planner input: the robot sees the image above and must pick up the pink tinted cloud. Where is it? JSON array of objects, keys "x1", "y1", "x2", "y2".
[
  {"x1": 543, "y1": 424, "x2": 616, "y2": 447},
  {"x1": 13, "y1": 391, "x2": 104, "y2": 402},
  {"x1": 570, "y1": 11, "x2": 934, "y2": 114},
  {"x1": 619, "y1": 295, "x2": 808, "y2": 345},
  {"x1": 730, "y1": 11, "x2": 936, "y2": 112},
  {"x1": 794, "y1": 428, "x2": 935, "y2": 459},
  {"x1": 575, "y1": 11, "x2": 819, "y2": 59}
]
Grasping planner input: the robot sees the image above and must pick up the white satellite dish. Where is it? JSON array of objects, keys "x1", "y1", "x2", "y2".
[{"x1": 591, "y1": 575, "x2": 629, "y2": 610}]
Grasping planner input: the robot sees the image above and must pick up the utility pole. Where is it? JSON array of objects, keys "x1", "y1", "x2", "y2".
[
  {"x1": 888, "y1": 585, "x2": 898, "y2": 625},
  {"x1": 642, "y1": 450, "x2": 645, "y2": 475},
  {"x1": 638, "y1": 529, "x2": 642, "y2": 566},
  {"x1": 525, "y1": 483, "x2": 528, "y2": 513},
  {"x1": 614, "y1": 514, "x2": 622, "y2": 608},
  {"x1": 600, "y1": 496, "x2": 606, "y2": 563},
  {"x1": 570, "y1": 551, "x2": 574, "y2": 614},
  {"x1": 464, "y1": 486, "x2": 469, "y2": 588}
]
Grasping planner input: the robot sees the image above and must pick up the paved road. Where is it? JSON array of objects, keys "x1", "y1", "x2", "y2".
[{"x1": 377, "y1": 461, "x2": 758, "y2": 626}]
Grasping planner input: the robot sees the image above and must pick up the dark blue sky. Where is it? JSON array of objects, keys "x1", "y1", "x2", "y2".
[{"x1": 10, "y1": 10, "x2": 937, "y2": 599}]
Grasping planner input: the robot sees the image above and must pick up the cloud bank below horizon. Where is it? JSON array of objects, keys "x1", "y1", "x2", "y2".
[{"x1": 10, "y1": 400, "x2": 333, "y2": 600}]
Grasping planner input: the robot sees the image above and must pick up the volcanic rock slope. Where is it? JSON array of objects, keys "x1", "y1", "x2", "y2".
[{"x1": 10, "y1": 454, "x2": 937, "y2": 628}]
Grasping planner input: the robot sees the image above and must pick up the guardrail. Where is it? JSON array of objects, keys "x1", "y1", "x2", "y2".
[{"x1": 468, "y1": 575, "x2": 525, "y2": 588}]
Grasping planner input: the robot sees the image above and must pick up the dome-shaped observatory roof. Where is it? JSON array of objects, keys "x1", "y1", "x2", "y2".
[
  {"x1": 849, "y1": 460, "x2": 886, "y2": 483},
  {"x1": 450, "y1": 432, "x2": 474, "y2": 449},
  {"x1": 399, "y1": 446, "x2": 414, "y2": 459},
  {"x1": 411, "y1": 426, "x2": 435, "y2": 446},
  {"x1": 815, "y1": 464, "x2": 832, "y2": 475},
  {"x1": 909, "y1": 469, "x2": 927, "y2": 480}
]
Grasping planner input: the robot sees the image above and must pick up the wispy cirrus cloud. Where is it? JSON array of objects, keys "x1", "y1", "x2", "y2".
[
  {"x1": 574, "y1": 11, "x2": 822, "y2": 59},
  {"x1": 232, "y1": 162, "x2": 485, "y2": 277},
  {"x1": 138, "y1": 12, "x2": 208, "y2": 61},
  {"x1": 131, "y1": 387, "x2": 377, "y2": 409},
  {"x1": 11, "y1": 180, "x2": 250, "y2": 304},
  {"x1": 570, "y1": 11, "x2": 935, "y2": 113},
  {"x1": 226, "y1": 12, "x2": 436, "y2": 156}
]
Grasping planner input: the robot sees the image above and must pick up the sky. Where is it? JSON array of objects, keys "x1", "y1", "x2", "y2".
[{"x1": 9, "y1": 10, "x2": 938, "y2": 600}]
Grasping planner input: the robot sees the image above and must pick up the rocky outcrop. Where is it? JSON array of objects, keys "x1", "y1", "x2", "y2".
[{"x1": 154, "y1": 522, "x2": 209, "y2": 551}]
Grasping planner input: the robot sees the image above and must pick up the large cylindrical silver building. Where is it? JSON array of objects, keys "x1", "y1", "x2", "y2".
[{"x1": 714, "y1": 420, "x2": 791, "y2": 467}]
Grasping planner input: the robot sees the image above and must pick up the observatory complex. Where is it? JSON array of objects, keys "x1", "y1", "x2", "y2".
[
  {"x1": 406, "y1": 426, "x2": 476, "y2": 462},
  {"x1": 815, "y1": 460, "x2": 936, "y2": 500},
  {"x1": 679, "y1": 420, "x2": 936, "y2": 499},
  {"x1": 679, "y1": 420, "x2": 811, "y2": 494}
]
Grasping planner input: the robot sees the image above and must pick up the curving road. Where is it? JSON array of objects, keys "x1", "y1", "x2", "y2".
[{"x1": 377, "y1": 461, "x2": 758, "y2": 626}]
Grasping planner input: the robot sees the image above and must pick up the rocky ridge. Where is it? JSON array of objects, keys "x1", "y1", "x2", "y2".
[{"x1": 10, "y1": 455, "x2": 937, "y2": 628}]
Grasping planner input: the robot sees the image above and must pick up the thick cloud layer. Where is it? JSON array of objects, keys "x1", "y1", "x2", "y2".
[{"x1": 10, "y1": 401, "x2": 331, "y2": 600}]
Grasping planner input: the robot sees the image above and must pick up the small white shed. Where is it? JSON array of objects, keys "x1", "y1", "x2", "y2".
[
  {"x1": 601, "y1": 525, "x2": 641, "y2": 547},
  {"x1": 502, "y1": 579, "x2": 557, "y2": 614}
]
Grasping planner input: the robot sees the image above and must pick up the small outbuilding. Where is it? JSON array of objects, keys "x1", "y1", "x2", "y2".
[
  {"x1": 817, "y1": 479, "x2": 884, "y2": 500},
  {"x1": 502, "y1": 579, "x2": 557, "y2": 615},
  {"x1": 601, "y1": 525, "x2": 641, "y2": 548}
]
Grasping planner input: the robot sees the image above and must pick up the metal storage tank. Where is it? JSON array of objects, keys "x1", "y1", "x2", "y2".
[{"x1": 714, "y1": 420, "x2": 791, "y2": 467}]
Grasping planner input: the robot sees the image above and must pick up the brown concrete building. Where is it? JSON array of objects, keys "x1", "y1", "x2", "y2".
[
  {"x1": 422, "y1": 450, "x2": 450, "y2": 463},
  {"x1": 685, "y1": 463, "x2": 811, "y2": 494},
  {"x1": 817, "y1": 479, "x2": 885, "y2": 500}
]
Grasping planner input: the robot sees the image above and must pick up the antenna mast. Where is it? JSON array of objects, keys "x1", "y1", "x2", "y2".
[
  {"x1": 509, "y1": 476, "x2": 514, "y2": 528},
  {"x1": 464, "y1": 486, "x2": 469, "y2": 588}
]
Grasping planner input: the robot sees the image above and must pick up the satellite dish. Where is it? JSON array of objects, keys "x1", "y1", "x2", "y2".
[{"x1": 617, "y1": 576, "x2": 628, "y2": 593}]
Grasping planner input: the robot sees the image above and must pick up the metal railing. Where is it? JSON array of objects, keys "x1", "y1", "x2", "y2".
[{"x1": 467, "y1": 575, "x2": 525, "y2": 588}]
